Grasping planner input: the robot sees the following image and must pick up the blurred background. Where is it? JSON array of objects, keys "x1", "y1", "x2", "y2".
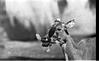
[{"x1": 0, "y1": 0, "x2": 96, "y2": 60}]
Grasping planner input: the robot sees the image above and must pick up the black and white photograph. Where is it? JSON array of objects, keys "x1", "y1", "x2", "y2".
[{"x1": 0, "y1": 0, "x2": 96, "y2": 61}]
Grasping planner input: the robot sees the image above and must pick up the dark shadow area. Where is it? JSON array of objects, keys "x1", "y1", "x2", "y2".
[
  {"x1": 1, "y1": 16, "x2": 37, "y2": 42},
  {"x1": 58, "y1": 0, "x2": 68, "y2": 14},
  {"x1": 0, "y1": 56, "x2": 65, "y2": 60},
  {"x1": 88, "y1": 0, "x2": 96, "y2": 9},
  {"x1": 71, "y1": 33, "x2": 96, "y2": 44},
  {"x1": 0, "y1": 0, "x2": 6, "y2": 15},
  {"x1": 7, "y1": 17, "x2": 36, "y2": 42}
]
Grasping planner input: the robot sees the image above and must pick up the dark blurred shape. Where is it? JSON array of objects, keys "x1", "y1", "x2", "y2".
[
  {"x1": 1, "y1": 56, "x2": 65, "y2": 60},
  {"x1": 58, "y1": 0, "x2": 68, "y2": 14},
  {"x1": 85, "y1": 34, "x2": 96, "y2": 38},
  {"x1": 88, "y1": 0, "x2": 96, "y2": 8},
  {"x1": 2, "y1": 17, "x2": 37, "y2": 42},
  {"x1": 0, "y1": 0, "x2": 6, "y2": 15}
]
